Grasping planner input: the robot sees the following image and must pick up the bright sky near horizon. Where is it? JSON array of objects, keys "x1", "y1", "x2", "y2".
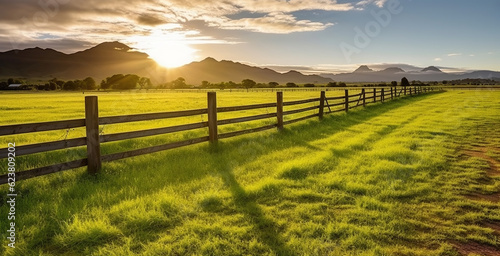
[{"x1": 0, "y1": 0, "x2": 498, "y2": 72}]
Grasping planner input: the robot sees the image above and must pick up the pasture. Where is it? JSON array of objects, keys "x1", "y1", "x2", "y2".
[{"x1": 0, "y1": 90, "x2": 499, "y2": 255}]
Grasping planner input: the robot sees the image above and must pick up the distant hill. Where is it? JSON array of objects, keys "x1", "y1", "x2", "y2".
[
  {"x1": 1, "y1": 42, "x2": 499, "y2": 84},
  {"x1": 421, "y1": 66, "x2": 442, "y2": 72},
  {"x1": 321, "y1": 65, "x2": 500, "y2": 82},
  {"x1": 0, "y1": 42, "x2": 332, "y2": 85},
  {"x1": 0, "y1": 42, "x2": 157, "y2": 82}
]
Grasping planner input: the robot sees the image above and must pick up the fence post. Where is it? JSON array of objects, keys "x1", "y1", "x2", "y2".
[
  {"x1": 319, "y1": 91, "x2": 325, "y2": 120},
  {"x1": 391, "y1": 87, "x2": 394, "y2": 100},
  {"x1": 277, "y1": 92, "x2": 284, "y2": 129},
  {"x1": 85, "y1": 96, "x2": 101, "y2": 174},
  {"x1": 362, "y1": 88, "x2": 366, "y2": 107},
  {"x1": 409, "y1": 87, "x2": 412, "y2": 95},
  {"x1": 381, "y1": 88, "x2": 385, "y2": 102},
  {"x1": 404, "y1": 86, "x2": 407, "y2": 95},
  {"x1": 207, "y1": 92, "x2": 218, "y2": 143},
  {"x1": 344, "y1": 89, "x2": 349, "y2": 112},
  {"x1": 373, "y1": 88, "x2": 377, "y2": 103}
]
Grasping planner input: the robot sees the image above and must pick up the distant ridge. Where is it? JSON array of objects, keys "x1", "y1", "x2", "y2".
[
  {"x1": 421, "y1": 66, "x2": 442, "y2": 72},
  {"x1": 353, "y1": 65, "x2": 373, "y2": 73},
  {"x1": 0, "y1": 41, "x2": 499, "y2": 83}
]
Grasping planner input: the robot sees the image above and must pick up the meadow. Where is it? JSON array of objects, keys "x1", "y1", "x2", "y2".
[{"x1": 0, "y1": 89, "x2": 499, "y2": 255}]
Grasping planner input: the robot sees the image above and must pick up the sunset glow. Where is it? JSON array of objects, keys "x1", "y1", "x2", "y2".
[{"x1": 133, "y1": 26, "x2": 197, "y2": 68}]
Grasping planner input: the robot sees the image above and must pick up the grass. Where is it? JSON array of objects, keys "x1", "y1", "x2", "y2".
[{"x1": 0, "y1": 89, "x2": 499, "y2": 255}]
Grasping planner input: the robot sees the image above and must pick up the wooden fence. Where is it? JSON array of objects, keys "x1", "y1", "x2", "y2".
[{"x1": 0, "y1": 86, "x2": 440, "y2": 184}]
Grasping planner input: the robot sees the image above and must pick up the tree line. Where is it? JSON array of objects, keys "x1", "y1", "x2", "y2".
[{"x1": 2, "y1": 75, "x2": 497, "y2": 91}]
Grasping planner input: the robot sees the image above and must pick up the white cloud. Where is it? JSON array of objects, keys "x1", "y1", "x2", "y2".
[
  {"x1": 434, "y1": 58, "x2": 442, "y2": 62},
  {"x1": 447, "y1": 53, "x2": 462, "y2": 57},
  {"x1": 0, "y1": 0, "x2": 356, "y2": 52},
  {"x1": 356, "y1": 0, "x2": 389, "y2": 8},
  {"x1": 212, "y1": 12, "x2": 334, "y2": 34}
]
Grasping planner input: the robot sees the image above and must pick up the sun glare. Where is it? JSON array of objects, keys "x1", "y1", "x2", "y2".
[
  {"x1": 133, "y1": 27, "x2": 197, "y2": 68},
  {"x1": 146, "y1": 42, "x2": 196, "y2": 68}
]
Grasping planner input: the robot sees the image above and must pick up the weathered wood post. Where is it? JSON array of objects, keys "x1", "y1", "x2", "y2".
[
  {"x1": 404, "y1": 86, "x2": 407, "y2": 95},
  {"x1": 319, "y1": 91, "x2": 325, "y2": 120},
  {"x1": 391, "y1": 87, "x2": 394, "y2": 100},
  {"x1": 277, "y1": 92, "x2": 284, "y2": 129},
  {"x1": 362, "y1": 88, "x2": 366, "y2": 107},
  {"x1": 381, "y1": 88, "x2": 385, "y2": 102},
  {"x1": 207, "y1": 92, "x2": 218, "y2": 143},
  {"x1": 373, "y1": 88, "x2": 377, "y2": 103},
  {"x1": 344, "y1": 89, "x2": 349, "y2": 112},
  {"x1": 85, "y1": 96, "x2": 101, "y2": 174}
]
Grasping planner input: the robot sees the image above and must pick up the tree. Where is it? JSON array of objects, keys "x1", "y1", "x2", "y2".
[
  {"x1": 83, "y1": 77, "x2": 97, "y2": 90},
  {"x1": 139, "y1": 77, "x2": 153, "y2": 89},
  {"x1": 113, "y1": 74, "x2": 139, "y2": 90},
  {"x1": 327, "y1": 82, "x2": 337, "y2": 87},
  {"x1": 391, "y1": 81, "x2": 398, "y2": 87},
  {"x1": 241, "y1": 79, "x2": 256, "y2": 89},
  {"x1": 172, "y1": 77, "x2": 187, "y2": 88},
  {"x1": 442, "y1": 80, "x2": 448, "y2": 85},
  {"x1": 286, "y1": 82, "x2": 298, "y2": 87},
  {"x1": 201, "y1": 81, "x2": 210, "y2": 88},
  {"x1": 103, "y1": 74, "x2": 125, "y2": 89},
  {"x1": 268, "y1": 82, "x2": 279, "y2": 88},
  {"x1": 304, "y1": 83, "x2": 315, "y2": 87},
  {"x1": 338, "y1": 82, "x2": 347, "y2": 87},
  {"x1": 401, "y1": 77, "x2": 410, "y2": 87},
  {"x1": 62, "y1": 80, "x2": 78, "y2": 90}
]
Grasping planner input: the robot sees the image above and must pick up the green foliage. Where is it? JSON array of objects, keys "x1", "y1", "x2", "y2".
[
  {"x1": 327, "y1": 82, "x2": 337, "y2": 87},
  {"x1": 100, "y1": 74, "x2": 140, "y2": 90},
  {"x1": 242, "y1": 79, "x2": 257, "y2": 89},
  {"x1": 286, "y1": 82, "x2": 298, "y2": 87},
  {"x1": 268, "y1": 81, "x2": 279, "y2": 87},
  {"x1": 83, "y1": 77, "x2": 97, "y2": 90},
  {"x1": 303, "y1": 83, "x2": 315, "y2": 87},
  {"x1": 401, "y1": 77, "x2": 410, "y2": 87}
]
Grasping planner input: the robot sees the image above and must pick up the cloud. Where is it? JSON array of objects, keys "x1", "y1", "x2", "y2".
[
  {"x1": 213, "y1": 12, "x2": 334, "y2": 33},
  {"x1": 0, "y1": 0, "x2": 356, "y2": 52},
  {"x1": 137, "y1": 14, "x2": 167, "y2": 26},
  {"x1": 447, "y1": 53, "x2": 462, "y2": 57},
  {"x1": 356, "y1": 0, "x2": 389, "y2": 8},
  {"x1": 434, "y1": 58, "x2": 442, "y2": 61}
]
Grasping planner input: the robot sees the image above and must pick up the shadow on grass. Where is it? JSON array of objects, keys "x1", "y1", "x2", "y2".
[{"x1": 216, "y1": 162, "x2": 297, "y2": 255}]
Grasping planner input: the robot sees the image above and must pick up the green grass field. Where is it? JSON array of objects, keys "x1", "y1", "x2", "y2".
[{"x1": 0, "y1": 90, "x2": 499, "y2": 255}]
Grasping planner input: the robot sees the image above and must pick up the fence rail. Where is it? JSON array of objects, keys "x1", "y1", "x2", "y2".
[{"x1": 0, "y1": 86, "x2": 441, "y2": 184}]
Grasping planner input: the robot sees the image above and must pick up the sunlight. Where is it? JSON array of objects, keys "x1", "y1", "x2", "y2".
[
  {"x1": 146, "y1": 42, "x2": 196, "y2": 68},
  {"x1": 132, "y1": 26, "x2": 197, "y2": 68}
]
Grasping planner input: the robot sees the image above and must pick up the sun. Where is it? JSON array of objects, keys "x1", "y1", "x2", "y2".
[
  {"x1": 132, "y1": 27, "x2": 197, "y2": 68},
  {"x1": 146, "y1": 42, "x2": 196, "y2": 68}
]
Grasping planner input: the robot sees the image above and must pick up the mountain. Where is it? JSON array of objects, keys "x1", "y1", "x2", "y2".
[
  {"x1": 421, "y1": 66, "x2": 442, "y2": 72},
  {"x1": 321, "y1": 65, "x2": 500, "y2": 82},
  {"x1": 1, "y1": 42, "x2": 499, "y2": 84},
  {"x1": 353, "y1": 65, "x2": 373, "y2": 73},
  {"x1": 0, "y1": 41, "x2": 158, "y2": 82},
  {"x1": 0, "y1": 42, "x2": 331, "y2": 84},
  {"x1": 163, "y1": 58, "x2": 332, "y2": 84}
]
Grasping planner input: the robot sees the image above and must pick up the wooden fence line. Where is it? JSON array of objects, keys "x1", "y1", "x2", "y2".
[{"x1": 0, "y1": 86, "x2": 440, "y2": 184}]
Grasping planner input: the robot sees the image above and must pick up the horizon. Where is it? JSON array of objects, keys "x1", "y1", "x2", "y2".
[
  {"x1": 0, "y1": 0, "x2": 499, "y2": 72},
  {"x1": 1, "y1": 42, "x2": 496, "y2": 76}
]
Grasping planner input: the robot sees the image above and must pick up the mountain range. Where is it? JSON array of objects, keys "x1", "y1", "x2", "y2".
[{"x1": 1, "y1": 41, "x2": 499, "y2": 84}]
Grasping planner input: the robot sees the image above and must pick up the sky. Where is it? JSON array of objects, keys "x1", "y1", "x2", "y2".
[{"x1": 0, "y1": 0, "x2": 499, "y2": 72}]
